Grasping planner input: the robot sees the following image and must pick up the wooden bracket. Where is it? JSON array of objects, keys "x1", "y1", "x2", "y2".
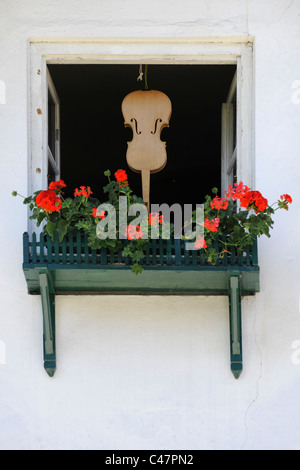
[
  {"x1": 36, "y1": 269, "x2": 245, "y2": 380},
  {"x1": 228, "y1": 272, "x2": 243, "y2": 379},
  {"x1": 39, "y1": 270, "x2": 56, "y2": 377}
]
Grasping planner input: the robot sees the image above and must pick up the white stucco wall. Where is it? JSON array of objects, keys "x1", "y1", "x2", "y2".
[{"x1": 1, "y1": 0, "x2": 300, "y2": 450}]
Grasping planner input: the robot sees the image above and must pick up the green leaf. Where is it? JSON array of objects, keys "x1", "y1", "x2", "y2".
[
  {"x1": 130, "y1": 249, "x2": 145, "y2": 262},
  {"x1": 88, "y1": 236, "x2": 102, "y2": 250},
  {"x1": 106, "y1": 238, "x2": 117, "y2": 248},
  {"x1": 45, "y1": 220, "x2": 56, "y2": 239},
  {"x1": 122, "y1": 246, "x2": 131, "y2": 257},
  {"x1": 37, "y1": 211, "x2": 47, "y2": 226},
  {"x1": 131, "y1": 263, "x2": 144, "y2": 275},
  {"x1": 61, "y1": 198, "x2": 73, "y2": 209},
  {"x1": 236, "y1": 210, "x2": 249, "y2": 222},
  {"x1": 56, "y1": 219, "x2": 69, "y2": 242},
  {"x1": 23, "y1": 196, "x2": 33, "y2": 205}
]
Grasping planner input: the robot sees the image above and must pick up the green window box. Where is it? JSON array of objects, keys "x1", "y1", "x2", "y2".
[{"x1": 23, "y1": 232, "x2": 260, "y2": 379}]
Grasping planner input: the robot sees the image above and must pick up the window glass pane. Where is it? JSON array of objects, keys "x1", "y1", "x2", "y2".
[
  {"x1": 48, "y1": 160, "x2": 56, "y2": 186},
  {"x1": 232, "y1": 90, "x2": 237, "y2": 149},
  {"x1": 48, "y1": 90, "x2": 56, "y2": 158},
  {"x1": 233, "y1": 161, "x2": 237, "y2": 184}
]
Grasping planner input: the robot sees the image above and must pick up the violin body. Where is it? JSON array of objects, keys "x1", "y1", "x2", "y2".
[{"x1": 122, "y1": 90, "x2": 172, "y2": 209}]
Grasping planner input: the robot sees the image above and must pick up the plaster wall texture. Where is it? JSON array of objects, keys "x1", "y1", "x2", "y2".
[{"x1": 0, "y1": 0, "x2": 300, "y2": 450}]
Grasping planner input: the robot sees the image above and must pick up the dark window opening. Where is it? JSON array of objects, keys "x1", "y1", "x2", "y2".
[{"x1": 48, "y1": 64, "x2": 236, "y2": 206}]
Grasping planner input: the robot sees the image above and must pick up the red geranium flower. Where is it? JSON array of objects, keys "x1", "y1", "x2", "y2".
[
  {"x1": 48, "y1": 179, "x2": 67, "y2": 193},
  {"x1": 91, "y1": 208, "x2": 106, "y2": 219},
  {"x1": 115, "y1": 169, "x2": 128, "y2": 183},
  {"x1": 74, "y1": 186, "x2": 93, "y2": 198},
  {"x1": 204, "y1": 217, "x2": 220, "y2": 232},
  {"x1": 36, "y1": 190, "x2": 61, "y2": 213},
  {"x1": 194, "y1": 236, "x2": 207, "y2": 250},
  {"x1": 240, "y1": 190, "x2": 268, "y2": 213},
  {"x1": 148, "y1": 212, "x2": 164, "y2": 226},
  {"x1": 225, "y1": 182, "x2": 249, "y2": 201},
  {"x1": 210, "y1": 196, "x2": 229, "y2": 211},
  {"x1": 280, "y1": 194, "x2": 292, "y2": 204},
  {"x1": 279, "y1": 194, "x2": 293, "y2": 210},
  {"x1": 125, "y1": 224, "x2": 144, "y2": 240}
]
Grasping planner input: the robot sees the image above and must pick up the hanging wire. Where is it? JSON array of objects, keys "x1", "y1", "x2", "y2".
[
  {"x1": 137, "y1": 65, "x2": 144, "y2": 82},
  {"x1": 137, "y1": 65, "x2": 149, "y2": 90}
]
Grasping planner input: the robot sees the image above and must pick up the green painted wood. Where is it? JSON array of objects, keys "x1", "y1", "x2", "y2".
[
  {"x1": 252, "y1": 238, "x2": 258, "y2": 266},
  {"x1": 175, "y1": 238, "x2": 181, "y2": 266},
  {"x1": 47, "y1": 236, "x2": 53, "y2": 264},
  {"x1": 25, "y1": 233, "x2": 259, "y2": 269},
  {"x1": 77, "y1": 233, "x2": 82, "y2": 264},
  {"x1": 62, "y1": 236, "x2": 67, "y2": 264},
  {"x1": 184, "y1": 246, "x2": 189, "y2": 266},
  {"x1": 40, "y1": 232, "x2": 45, "y2": 264},
  {"x1": 100, "y1": 246, "x2": 107, "y2": 265},
  {"x1": 91, "y1": 249, "x2": 96, "y2": 265},
  {"x1": 145, "y1": 241, "x2": 150, "y2": 265},
  {"x1": 159, "y1": 237, "x2": 164, "y2": 265},
  {"x1": 246, "y1": 245, "x2": 250, "y2": 266},
  {"x1": 23, "y1": 265, "x2": 259, "y2": 295},
  {"x1": 228, "y1": 272, "x2": 243, "y2": 379},
  {"x1": 39, "y1": 271, "x2": 56, "y2": 377},
  {"x1": 23, "y1": 233, "x2": 30, "y2": 264},
  {"x1": 32, "y1": 232, "x2": 37, "y2": 264},
  {"x1": 23, "y1": 232, "x2": 260, "y2": 295},
  {"x1": 152, "y1": 239, "x2": 157, "y2": 265},
  {"x1": 68, "y1": 234, "x2": 73, "y2": 264},
  {"x1": 166, "y1": 238, "x2": 171, "y2": 265},
  {"x1": 54, "y1": 232, "x2": 59, "y2": 264}
]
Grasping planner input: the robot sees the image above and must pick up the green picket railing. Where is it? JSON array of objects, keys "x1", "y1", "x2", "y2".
[{"x1": 23, "y1": 231, "x2": 258, "y2": 271}]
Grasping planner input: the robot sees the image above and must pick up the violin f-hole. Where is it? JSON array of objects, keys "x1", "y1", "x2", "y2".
[
  {"x1": 130, "y1": 118, "x2": 141, "y2": 135},
  {"x1": 151, "y1": 118, "x2": 162, "y2": 135}
]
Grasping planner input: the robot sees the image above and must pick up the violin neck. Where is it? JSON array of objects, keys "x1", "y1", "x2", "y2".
[{"x1": 141, "y1": 168, "x2": 150, "y2": 212}]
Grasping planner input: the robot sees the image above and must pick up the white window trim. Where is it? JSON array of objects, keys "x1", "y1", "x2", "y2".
[{"x1": 28, "y1": 37, "x2": 254, "y2": 230}]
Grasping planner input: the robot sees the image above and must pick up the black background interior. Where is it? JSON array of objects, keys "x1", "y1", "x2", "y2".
[{"x1": 48, "y1": 64, "x2": 236, "y2": 206}]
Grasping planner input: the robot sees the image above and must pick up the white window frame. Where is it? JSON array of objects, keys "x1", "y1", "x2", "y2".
[{"x1": 28, "y1": 37, "x2": 254, "y2": 230}]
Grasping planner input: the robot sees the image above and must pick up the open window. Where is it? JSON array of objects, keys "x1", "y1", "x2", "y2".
[
  {"x1": 30, "y1": 39, "x2": 254, "y2": 214},
  {"x1": 27, "y1": 39, "x2": 256, "y2": 379},
  {"x1": 47, "y1": 64, "x2": 237, "y2": 205}
]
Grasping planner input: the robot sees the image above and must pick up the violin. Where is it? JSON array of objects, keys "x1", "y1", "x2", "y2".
[{"x1": 122, "y1": 90, "x2": 172, "y2": 210}]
